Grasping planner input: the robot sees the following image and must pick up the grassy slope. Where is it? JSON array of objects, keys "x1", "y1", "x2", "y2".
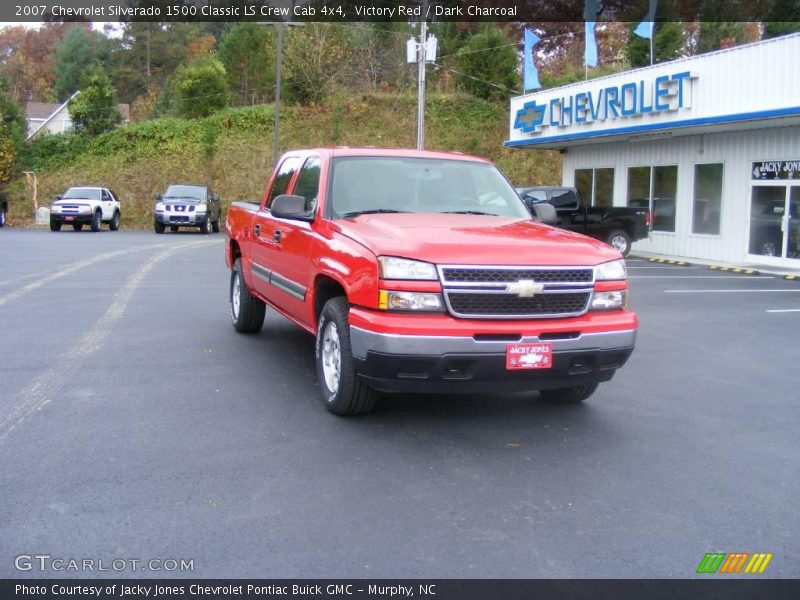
[{"x1": 7, "y1": 93, "x2": 562, "y2": 228}]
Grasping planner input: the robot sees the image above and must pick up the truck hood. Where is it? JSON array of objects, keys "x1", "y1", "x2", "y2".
[{"x1": 334, "y1": 214, "x2": 621, "y2": 266}]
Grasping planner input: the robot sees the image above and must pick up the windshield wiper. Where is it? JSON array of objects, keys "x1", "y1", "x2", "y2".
[
  {"x1": 340, "y1": 209, "x2": 409, "y2": 218},
  {"x1": 442, "y1": 210, "x2": 498, "y2": 216}
]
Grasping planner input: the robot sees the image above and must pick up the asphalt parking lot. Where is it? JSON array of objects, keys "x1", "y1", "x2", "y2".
[{"x1": 0, "y1": 229, "x2": 798, "y2": 579}]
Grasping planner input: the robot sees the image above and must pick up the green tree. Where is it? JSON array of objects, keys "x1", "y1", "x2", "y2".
[
  {"x1": 218, "y1": 24, "x2": 275, "y2": 105},
  {"x1": 456, "y1": 25, "x2": 519, "y2": 100},
  {"x1": 764, "y1": 0, "x2": 800, "y2": 39},
  {"x1": 53, "y1": 26, "x2": 111, "y2": 101},
  {"x1": 627, "y1": 22, "x2": 686, "y2": 67},
  {"x1": 68, "y1": 67, "x2": 122, "y2": 136},
  {"x1": 172, "y1": 56, "x2": 228, "y2": 118},
  {"x1": 0, "y1": 77, "x2": 25, "y2": 186},
  {"x1": 284, "y1": 24, "x2": 353, "y2": 104}
]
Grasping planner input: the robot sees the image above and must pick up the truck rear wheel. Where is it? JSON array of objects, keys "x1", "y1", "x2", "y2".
[
  {"x1": 230, "y1": 258, "x2": 265, "y2": 333},
  {"x1": 316, "y1": 297, "x2": 376, "y2": 416},
  {"x1": 607, "y1": 230, "x2": 631, "y2": 256},
  {"x1": 539, "y1": 383, "x2": 598, "y2": 404}
]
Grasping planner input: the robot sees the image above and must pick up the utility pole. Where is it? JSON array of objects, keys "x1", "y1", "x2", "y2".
[
  {"x1": 273, "y1": 23, "x2": 284, "y2": 166},
  {"x1": 416, "y1": 1, "x2": 428, "y2": 150}
]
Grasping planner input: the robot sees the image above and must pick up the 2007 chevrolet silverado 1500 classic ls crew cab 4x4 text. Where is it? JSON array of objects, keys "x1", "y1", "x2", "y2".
[{"x1": 225, "y1": 148, "x2": 638, "y2": 415}]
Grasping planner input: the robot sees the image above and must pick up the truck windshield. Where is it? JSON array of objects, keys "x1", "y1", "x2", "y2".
[
  {"x1": 330, "y1": 157, "x2": 530, "y2": 219},
  {"x1": 62, "y1": 188, "x2": 101, "y2": 200},
  {"x1": 164, "y1": 185, "x2": 206, "y2": 202}
]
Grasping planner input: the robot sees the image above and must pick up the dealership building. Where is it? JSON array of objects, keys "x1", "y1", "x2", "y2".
[{"x1": 507, "y1": 33, "x2": 800, "y2": 269}]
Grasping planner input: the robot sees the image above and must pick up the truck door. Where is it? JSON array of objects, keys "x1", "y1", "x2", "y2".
[
  {"x1": 550, "y1": 188, "x2": 584, "y2": 233},
  {"x1": 250, "y1": 157, "x2": 302, "y2": 301},
  {"x1": 264, "y1": 156, "x2": 323, "y2": 326}
]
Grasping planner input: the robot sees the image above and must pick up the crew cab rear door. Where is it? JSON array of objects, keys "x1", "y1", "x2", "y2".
[
  {"x1": 250, "y1": 157, "x2": 303, "y2": 301},
  {"x1": 549, "y1": 188, "x2": 585, "y2": 233},
  {"x1": 262, "y1": 156, "x2": 323, "y2": 326}
]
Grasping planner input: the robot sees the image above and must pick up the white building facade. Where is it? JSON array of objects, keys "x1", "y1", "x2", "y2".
[{"x1": 507, "y1": 33, "x2": 800, "y2": 269}]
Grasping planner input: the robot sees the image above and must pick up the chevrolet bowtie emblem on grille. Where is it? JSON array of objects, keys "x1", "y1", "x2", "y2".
[{"x1": 506, "y1": 280, "x2": 544, "y2": 297}]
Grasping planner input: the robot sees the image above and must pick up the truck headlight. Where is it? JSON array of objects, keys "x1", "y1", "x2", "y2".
[
  {"x1": 155, "y1": 203, "x2": 165, "y2": 212},
  {"x1": 379, "y1": 290, "x2": 444, "y2": 312},
  {"x1": 378, "y1": 257, "x2": 437, "y2": 280},
  {"x1": 595, "y1": 259, "x2": 627, "y2": 281},
  {"x1": 50, "y1": 205, "x2": 60, "y2": 212},
  {"x1": 591, "y1": 290, "x2": 627, "y2": 310},
  {"x1": 195, "y1": 204, "x2": 207, "y2": 213}
]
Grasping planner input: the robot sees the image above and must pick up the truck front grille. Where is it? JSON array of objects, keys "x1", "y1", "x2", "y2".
[
  {"x1": 441, "y1": 267, "x2": 593, "y2": 284},
  {"x1": 438, "y1": 265, "x2": 595, "y2": 319}
]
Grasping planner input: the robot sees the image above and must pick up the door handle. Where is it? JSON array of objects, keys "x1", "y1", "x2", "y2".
[
  {"x1": 254, "y1": 224, "x2": 260, "y2": 237},
  {"x1": 273, "y1": 229, "x2": 282, "y2": 243}
]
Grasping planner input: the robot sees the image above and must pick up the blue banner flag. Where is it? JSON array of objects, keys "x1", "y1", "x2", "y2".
[
  {"x1": 523, "y1": 29, "x2": 541, "y2": 92},
  {"x1": 634, "y1": 0, "x2": 658, "y2": 39},
  {"x1": 584, "y1": 0, "x2": 598, "y2": 68}
]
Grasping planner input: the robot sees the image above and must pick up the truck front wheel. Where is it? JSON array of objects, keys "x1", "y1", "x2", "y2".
[
  {"x1": 316, "y1": 297, "x2": 376, "y2": 416},
  {"x1": 230, "y1": 258, "x2": 265, "y2": 333},
  {"x1": 539, "y1": 383, "x2": 598, "y2": 404},
  {"x1": 607, "y1": 230, "x2": 632, "y2": 256}
]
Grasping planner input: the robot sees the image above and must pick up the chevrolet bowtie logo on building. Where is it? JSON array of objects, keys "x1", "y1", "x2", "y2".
[
  {"x1": 696, "y1": 552, "x2": 773, "y2": 574},
  {"x1": 506, "y1": 280, "x2": 545, "y2": 297},
  {"x1": 514, "y1": 101, "x2": 546, "y2": 133}
]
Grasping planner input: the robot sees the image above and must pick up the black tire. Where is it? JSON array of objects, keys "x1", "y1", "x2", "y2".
[
  {"x1": 72, "y1": 223, "x2": 83, "y2": 231},
  {"x1": 90, "y1": 210, "x2": 102, "y2": 232},
  {"x1": 607, "y1": 230, "x2": 632, "y2": 256},
  {"x1": 539, "y1": 383, "x2": 599, "y2": 404},
  {"x1": 230, "y1": 258, "x2": 266, "y2": 333},
  {"x1": 109, "y1": 211, "x2": 120, "y2": 231},
  {"x1": 201, "y1": 218, "x2": 212, "y2": 234},
  {"x1": 170, "y1": 225, "x2": 179, "y2": 232},
  {"x1": 0, "y1": 208, "x2": 6, "y2": 228},
  {"x1": 154, "y1": 219, "x2": 165, "y2": 234},
  {"x1": 50, "y1": 219, "x2": 61, "y2": 232},
  {"x1": 316, "y1": 297, "x2": 377, "y2": 416},
  {"x1": 212, "y1": 219, "x2": 220, "y2": 233}
]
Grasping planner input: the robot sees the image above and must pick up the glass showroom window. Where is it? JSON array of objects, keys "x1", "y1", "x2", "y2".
[
  {"x1": 692, "y1": 163, "x2": 723, "y2": 235},
  {"x1": 627, "y1": 165, "x2": 678, "y2": 232},
  {"x1": 575, "y1": 168, "x2": 615, "y2": 207}
]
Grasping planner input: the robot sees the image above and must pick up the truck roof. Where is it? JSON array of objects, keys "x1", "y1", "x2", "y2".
[{"x1": 283, "y1": 147, "x2": 491, "y2": 163}]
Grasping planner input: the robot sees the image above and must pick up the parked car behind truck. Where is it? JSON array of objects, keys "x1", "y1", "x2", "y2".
[
  {"x1": 517, "y1": 186, "x2": 650, "y2": 256},
  {"x1": 226, "y1": 148, "x2": 638, "y2": 415}
]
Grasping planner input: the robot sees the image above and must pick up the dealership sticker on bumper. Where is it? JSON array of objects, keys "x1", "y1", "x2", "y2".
[{"x1": 506, "y1": 343, "x2": 552, "y2": 370}]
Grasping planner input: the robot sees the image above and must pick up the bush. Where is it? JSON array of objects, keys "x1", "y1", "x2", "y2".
[
  {"x1": 173, "y1": 56, "x2": 229, "y2": 119},
  {"x1": 69, "y1": 67, "x2": 122, "y2": 136}
]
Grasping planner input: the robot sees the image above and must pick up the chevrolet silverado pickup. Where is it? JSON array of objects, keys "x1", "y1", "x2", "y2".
[
  {"x1": 225, "y1": 148, "x2": 637, "y2": 415},
  {"x1": 517, "y1": 186, "x2": 650, "y2": 256}
]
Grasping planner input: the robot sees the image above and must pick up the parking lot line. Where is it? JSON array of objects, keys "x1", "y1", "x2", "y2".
[
  {"x1": 631, "y1": 275, "x2": 775, "y2": 279},
  {"x1": 628, "y1": 266, "x2": 700, "y2": 270},
  {"x1": 664, "y1": 289, "x2": 800, "y2": 293},
  {"x1": 766, "y1": 309, "x2": 800, "y2": 313}
]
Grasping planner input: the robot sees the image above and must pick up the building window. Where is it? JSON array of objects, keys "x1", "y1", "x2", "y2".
[
  {"x1": 62, "y1": 119, "x2": 73, "y2": 132},
  {"x1": 627, "y1": 165, "x2": 678, "y2": 232},
  {"x1": 692, "y1": 163, "x2": 723, "y2": 235},
  {"x1": 575, "y1": 168, "x2": 615, "y2": 207}
]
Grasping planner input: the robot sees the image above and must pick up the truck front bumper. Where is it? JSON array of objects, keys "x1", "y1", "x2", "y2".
[
  {"x1": 155, "y1": 213, "x2": 211, "y2": 226},
  {"x1": 348, "y1": 309, "x2": 636, "y2": 394}
]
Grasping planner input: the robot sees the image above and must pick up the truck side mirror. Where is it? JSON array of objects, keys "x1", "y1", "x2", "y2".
[
  {"x1": 212, "y1": 194, "x2": 220, "y2": 202},
  {"x1": 271, "y1": 194, "x2": 313, "y2": 222},
  {"x1": 156, "y1": 193, "x2": 163, "y2": 202},
  {"x1": 531, "y1": 202, "x2": 557, "y2": 225}
]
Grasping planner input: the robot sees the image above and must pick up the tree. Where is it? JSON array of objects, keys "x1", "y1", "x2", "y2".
[
  {"x1": 627, "y1": 22, "x2": 686, "y2": 67},
  {"x1": 69, "y1": 67, "x2": 122, "y2": 136},
  {"x1": 456, "y1": 25, "x2": 519, "y2": 100},
  {"x1": 218, "y1": 24, "x2": 275, "y2": 105},
  {"x1": 53, "y1": 26, "x2": 111, "y2": 101},
  {"x1": 0, "y1": 24, "x2": 69, "y2": 103},
  {"x1": 283, "y1": 24, "x2": 354, "y2": 104},
  {"x1": 0, "y1": 78, "x2": 25, "y2": 186},
  {"x1": 172, "y1": 56, "x2": 228, "y2": 118},
  {"x1": 763, "y1": 0, "x2": 800, "y2": 39}
]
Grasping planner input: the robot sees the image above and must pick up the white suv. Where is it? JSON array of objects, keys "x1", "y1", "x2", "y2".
[{"x1": 50, "y1": 186, "x2": 121, "y2": 232}]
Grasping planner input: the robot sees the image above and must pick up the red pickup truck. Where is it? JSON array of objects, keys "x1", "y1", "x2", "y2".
[{"x1": 225, "y1": 148, "x2": 637, "y2": 415}]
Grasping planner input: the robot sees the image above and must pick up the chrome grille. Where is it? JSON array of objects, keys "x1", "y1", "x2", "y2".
[
  {"x1": 438, "y1": 264, "x2": 594, "y2": 319},
  {"x1": 441, "y1": 267, "x2": 593, "y2": 284}
]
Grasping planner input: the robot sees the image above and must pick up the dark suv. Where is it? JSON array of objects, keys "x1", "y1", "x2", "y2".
[{"x1": 154, "y1": 184, "x2": 221, "y2": 234}]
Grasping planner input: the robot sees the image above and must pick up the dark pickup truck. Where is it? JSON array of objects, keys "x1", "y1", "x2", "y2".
[{"x1": 517, "y1": 186, "x2": 650, "y2": 256}]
